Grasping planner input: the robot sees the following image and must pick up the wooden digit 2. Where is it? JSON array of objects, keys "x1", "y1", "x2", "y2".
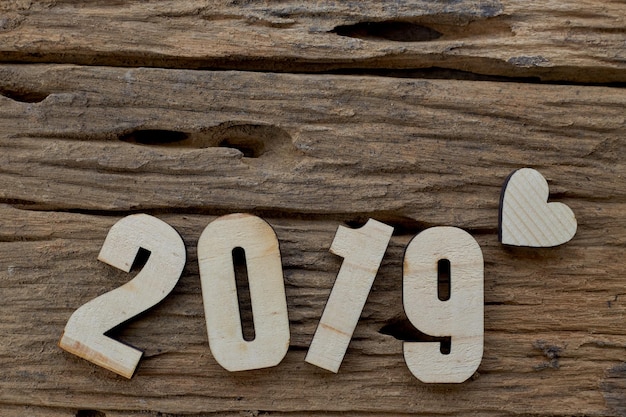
[
  {"x1": 197, "y1": 213, "x2": 290, "y2": 371},
  {"x1": 59, "y1": 214, "x2": 186, "y2": 378},
  {"x1": 403, "y1": 226, "x2": 484, "y2": 383}
]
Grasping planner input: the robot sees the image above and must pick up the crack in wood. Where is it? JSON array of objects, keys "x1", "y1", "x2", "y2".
[
  {"x1": 331, "y1": 21, "x2": 442, "y2": 42},
  {"x1": 0, "y1": 87, "x2": 49, "y2": 103},
  {"x1": 2, "y1": 53, "x2": 625, "y2": 86},
  {"x1": 117, "y1": 123, "x2": 293, "y2": 159},
  {"x1": 75, "y1": 411, "x2": 105, "y2": 417},
  {"x1": 379, "y1": 315, "x2": 451, "y2": 350},
  {"x1": 0, "y1": 206, "x2": 499, "y2": 237}
]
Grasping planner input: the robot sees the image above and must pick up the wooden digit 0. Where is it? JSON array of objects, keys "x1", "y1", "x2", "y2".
[
  {"x1": 403, "y1": 226, "x2": 484, "y2": 383},
  {"x1": 59, "y1": 214, "x2": 186, "y2": 379},
  {"x1": 197, "y1": 213, "x2": 290, "y2": 372}
]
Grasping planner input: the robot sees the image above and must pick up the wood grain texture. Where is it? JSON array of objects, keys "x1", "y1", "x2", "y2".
[
  {"x1": 0, "y1": 65, "x2": 624, "y2": 415},
  {"x1": 0, "y1": 65, "x2": 623, "y2": 225},
  {"x1": 500, "y1": 168, "x2": 578, "y2": 247},
  {"x1": 0, "y1": 0, "x2": 625, "y2": 83}
]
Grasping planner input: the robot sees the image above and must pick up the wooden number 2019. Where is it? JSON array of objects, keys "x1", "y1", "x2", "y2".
[{"x1": 60, "y1": 214, "x2": 483, "y2": 383}]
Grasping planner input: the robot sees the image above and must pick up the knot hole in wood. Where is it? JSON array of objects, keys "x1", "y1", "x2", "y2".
[
  {"x1": 119, "y1": 122, "x2": 294, "y2": 160},
  {"x1": 331, "y1": 21, "x2": 442, "y2": 42}
]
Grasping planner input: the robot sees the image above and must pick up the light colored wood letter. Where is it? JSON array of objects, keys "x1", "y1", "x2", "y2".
[
  {"x1": 59, "y1": 214, "x2": 186, "y2": 378},
  {"x1": 198, "y1": 213, "x2": 290, "y2": 371},
  {"x1": 305, "y1": 219, "x2": 393, "y2": 373},
  {"x1": 403, "y1": 226, "x2": 483, "y2": 383}
]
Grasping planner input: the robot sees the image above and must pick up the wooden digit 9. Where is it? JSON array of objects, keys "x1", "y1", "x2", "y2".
[
  {"x1": 403, "y1": 226, "x2": 484, "y2": 383},
  {"x1": 59, "y1": 214, "x2": 186, "y2": 378}
]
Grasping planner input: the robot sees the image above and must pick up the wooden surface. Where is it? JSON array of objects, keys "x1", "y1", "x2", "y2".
[
  {"x1": 1, "y1": 0, "x2": 625, "y2": 82},
  {"x1": 0, "y1": 1, "x2": 625, "y2": 416}
]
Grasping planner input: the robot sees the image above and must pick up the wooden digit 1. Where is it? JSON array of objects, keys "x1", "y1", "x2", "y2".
[
  {"x1": 197, "y1": 213, "x2": 290, "y2": 371},
  {"x1": 403, "y1": 226, "x2": 483, "y2": 383},
  {"x1": 305, "y1": 219, "x2": 393, "y2": 373},
  {"x1": 59, "y1": 214, "x2": 186, "y2": 378}
]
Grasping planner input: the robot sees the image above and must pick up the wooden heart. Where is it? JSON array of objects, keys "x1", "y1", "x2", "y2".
[{"x1": 499, "y1": 168, "x2": 577, "y2": 247}]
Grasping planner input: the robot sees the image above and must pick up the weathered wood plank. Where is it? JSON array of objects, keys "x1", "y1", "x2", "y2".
[
  {"x1": 0, "y1": 0, "x2": 625, "y2": 82},
  {"x1": 0, "y1": 203, "x2": 625, "y2": 415},
  {"x1": 0, "y1": 65, "x2": 623, "y2": 226},
  {"x1": 0, "y1": 66, "x2": 625, "y2": 415}
]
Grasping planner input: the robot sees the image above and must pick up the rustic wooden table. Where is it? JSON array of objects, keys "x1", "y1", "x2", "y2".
[{"x1": 1, "y1": 1, "x2": 625, "y2": 416}]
